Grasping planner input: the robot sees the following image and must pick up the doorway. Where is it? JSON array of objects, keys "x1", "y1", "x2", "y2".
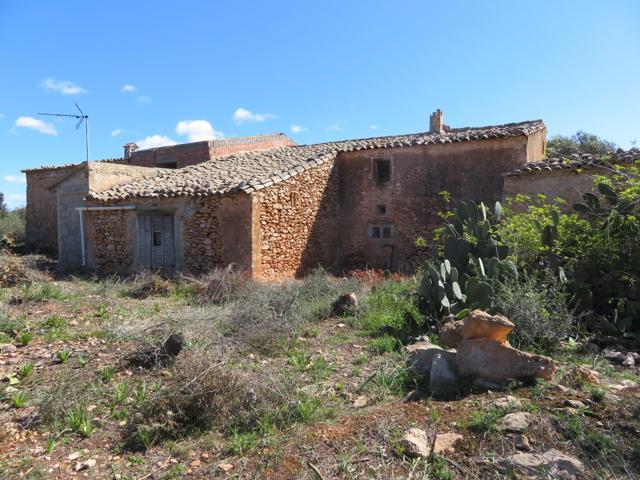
[{"x1": 138, "y1": 213, "x2": 175, "y2": 268}]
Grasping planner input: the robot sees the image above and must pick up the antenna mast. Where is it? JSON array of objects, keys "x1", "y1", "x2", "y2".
[{"x1": 38, "y1": 103, "x2": 90, "y2": 162}]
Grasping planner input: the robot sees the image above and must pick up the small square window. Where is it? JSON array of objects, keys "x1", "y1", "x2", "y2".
[
  {"x1": 370, "y1": 226, "x2": 381, "y2": 239},
  {"x1": 153, "y1": 231, "x2": 162, "y2": 247},
  {"x1": 376, "y1": 204, "x2": 386, "y2": 215},
  {"x1": 374, "y1": 159, "x2": 391, "y2": 185}
]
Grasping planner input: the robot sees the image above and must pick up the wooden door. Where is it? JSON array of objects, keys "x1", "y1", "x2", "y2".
[{"x1": 138, "y1": 213, "x2": 175, "y2": 268}]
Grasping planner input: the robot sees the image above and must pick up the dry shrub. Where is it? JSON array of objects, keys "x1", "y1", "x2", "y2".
[
  {"x1": 178, "y1": 265, "x2": 247, "y2": 305},
  {"x1": 224, "y1": 281, "x2": 307, "y2": 354},
  {"x1": 120, "y1": 268, "x2": 172, "y2": 299},
  {"x1": 0, "y1": 253, "x2": 50, "y2": 288},
  {"x1": 125, "y1": 349, "x2": 297, "y2": 449}
]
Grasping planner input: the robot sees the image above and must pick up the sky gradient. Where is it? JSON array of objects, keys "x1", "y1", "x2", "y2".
[{"x1": 1, "y1": 0, "x2": 639, "y2": 208}]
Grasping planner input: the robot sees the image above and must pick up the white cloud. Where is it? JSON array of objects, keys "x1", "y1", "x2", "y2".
[
  {"x1": 111, "y1": 129, "x2": 123, "y2": 137},
  {"x1": 135, "y1": 135, "x2": 177, "y2": 150},
  {"x1": 176, "y1": 120, "x2": 223, "y2": 142},
  {"x1": 369, "y1": 125, "x2": 379, "y2": 130},
  {"x1": 5, "y1": 194, "x2": 26, "y2": 208},
  {"x1": 290, "y1": 124, "x2": 308, "y2": 133},
  {"x1": 137, "y1": 95, "x2": 152, "y2": 104},
  {"x1": 0, "y1": 113, "x2": 4, "y2": 119},
  {"x1": 233, "y1": 107, "x2": 276, "y2": 124},
  {"x1": 121, "y1": 84, "x2": 137, "y2": 93},
  {"x1": 325, "y1": 123, "x2": 342, "y2": 131},
  {"x1": 4, "y1": 174, "x2": 26, "y2": 184},
  {"x1": 14, "y1": 116, "x2": 58, "y2": 136},
  {"x1": 39, "y1": 78, "x2": 86, "y2": 95}
]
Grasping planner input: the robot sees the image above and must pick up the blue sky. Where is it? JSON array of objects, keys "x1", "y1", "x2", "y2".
[{"x1": 1, "y1": 0, "x2": 639, "y2": 208}]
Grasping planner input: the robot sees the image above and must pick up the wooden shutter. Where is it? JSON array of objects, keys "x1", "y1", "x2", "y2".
[
  {"x1": 162, "y1": 214, "x2": 175, "y2": 267},
  {"x1": 138, "y1": 214, "x2": 152, "y2": 266}
]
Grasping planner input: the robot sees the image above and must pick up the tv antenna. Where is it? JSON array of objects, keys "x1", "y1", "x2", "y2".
[{"x1": 38, "y1": 103, "x2": 90, "y2": 162}]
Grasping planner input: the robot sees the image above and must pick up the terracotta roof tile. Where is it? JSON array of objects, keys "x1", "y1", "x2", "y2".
[
  {"x1": 90, "y1": 120, "x2": 545, "y2": 201},
  {"x1": 505, "y1": 148, "x2": 640, "y2": 177}
]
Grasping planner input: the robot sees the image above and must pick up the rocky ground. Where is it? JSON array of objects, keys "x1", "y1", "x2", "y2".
[{"x1": 0, "y1": 268, "x2": 639, "y2": 479}]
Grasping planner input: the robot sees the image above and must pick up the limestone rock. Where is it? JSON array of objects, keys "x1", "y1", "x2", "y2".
[
  {"x1": 0, "y1": 344, "x2": 17, "y2": 354},
  {"x1": 432, "y1": 432, "x2": 463, "y2": 455},
  {"x1": 331, "y1": 293, "x2": 358, "y2": 316},
  {"x1": 560, "y1": 366, "x2": 600, "y2": 387},
  {"x1": 455, "y1": 338, "x2": 556, "y2": 384},
  {"x1": 497, "y1": 449, "x2": 585, "y2": 478},
  {"x1": 429, "y1": 353, "x2": 459, "y2": 398},
  {"x1": 493, "y1": 395, "x2": 523, "y2": 410},
  {"x1": 564, "y1": 399, "x2": 586, "y2": 409},
  {"x1": 406, "y1": 340, "x2": 455, "y2": 377},
  {"x1": 461, "y1": 310, "x2": 514, "y2": 344},
  {"x1": 439, "y1": 320, "x2": 464, "y2": 348},
  {"x1": 513, "y1": 434, "x2": 531, "y2": 451},
  {"x1": 497, "y1": 412, "x2": 534, "y2": 433},
  {"x1": 400, "y1": 428, "x2": 432, "y2": 458}
]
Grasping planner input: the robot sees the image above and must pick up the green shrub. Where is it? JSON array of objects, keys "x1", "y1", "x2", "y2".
[
  {"x1": 492, "y1": 271, "x2": 578, "y2": 351},
  {"x1": 0, "y1": 208, "x2": 26, "y2": 245},
  {"x1": 65, "y1": 406, "x2": 94, "y2": 437},
  {"x1": 467, "y1": 408, "x2": 502, "y2": 433},
  {"x1": 10, "y1": 391, "x2": 27, "y2": 408},
  {"x1": 20, "y1": 283, "x2": 64, "y2": 302},
  {"x1": 358, "y1": 280, "x2": 422, "y2": 335},
  {"x1": 367, "y1": 334, "x2": 399, "y2": 354}
]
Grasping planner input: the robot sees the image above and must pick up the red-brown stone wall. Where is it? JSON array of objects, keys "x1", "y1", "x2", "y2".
[
  {"x1": 182, "y1": 196, "x2": 223, "y2": 272},
  {"x1": 337, "y1": 136, "x2": 530, "y2": 271},
  {"x1": 90, "y1": 210, "x2": 133, "y2": 271},
  {"x1": 255, "y1": 159, "x2": 339, "y2": 279}
]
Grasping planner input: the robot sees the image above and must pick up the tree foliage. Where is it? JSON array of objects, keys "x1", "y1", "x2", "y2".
[{"x1": 546, "y1": 131, "x2": 616, "y2": 158}]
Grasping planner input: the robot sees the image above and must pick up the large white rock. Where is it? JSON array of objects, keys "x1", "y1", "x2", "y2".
[
  {"x1": 455, "y1": 338, "x2": 556, "y2": 384},
  {"x1": 497, "y1": 449, "x2": 585, "y2": 478},
  {"x1": 405, "y1": 340, "x2": 455, "y2": 377}
]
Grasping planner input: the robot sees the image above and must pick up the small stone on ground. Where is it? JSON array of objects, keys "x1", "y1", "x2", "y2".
[
  {"x1": 497, "y1": 412, "x2": 534, "y2": 433},
  {"x1": 400, "y1": 427, "x2": 432, "y2": 458}
]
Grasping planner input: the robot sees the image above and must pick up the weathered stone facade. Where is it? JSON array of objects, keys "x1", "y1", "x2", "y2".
[
  {"x1": 25, "y1": 166, "x2": 79, "y2": 252},
  {"x1": 337, "y1": 134, "x2": 543, "y2": 270},
  {"x1": 26, "y1": 114, "x2": 560, "y2": 279},
  {"x1": 256, "y1": 159, "x2": 339, "y2": 279},
  {"x1": 91, "y1": 210, "x2": 132, "y2": 270}
]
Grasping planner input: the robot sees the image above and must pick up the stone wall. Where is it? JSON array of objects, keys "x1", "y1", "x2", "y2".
[
  {"x1": 182, "y1": 194, "x2": 253, "y2": 273},
  {"x1": 91, "y1": 210, "x2": 133, "y2": 271},
  {"x1": 255, "y1": 159, "x2": 339, "y2": 279},
  {"x1": 503, "y1": 168, "x2": 601, "y2": 212},
  {"x1": 337, "y1": 136, "x2": 532, "y2": 271},
  {"x1": 25, "y1": 166, "x2": 78, "y2": 252},
  {"x1": 124, "y1": 134, "x2": 294, "y2": 170}
]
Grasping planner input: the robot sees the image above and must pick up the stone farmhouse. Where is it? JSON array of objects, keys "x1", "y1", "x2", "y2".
[{"x1": 25, "y1": 110, "x2": 556, "y2": 279}]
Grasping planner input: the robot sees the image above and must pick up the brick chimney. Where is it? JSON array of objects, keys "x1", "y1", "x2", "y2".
[
  {"x1": 429, "y1": 109, "x2": 444, "y2": 134},
  {"x1": 123, "y1": 143, "x2": 138, "y2": 159}
]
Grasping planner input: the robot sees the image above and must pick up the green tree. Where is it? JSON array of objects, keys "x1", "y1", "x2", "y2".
[{"x1": 546, "y1": 131, "x2": 616, "y2": 158}]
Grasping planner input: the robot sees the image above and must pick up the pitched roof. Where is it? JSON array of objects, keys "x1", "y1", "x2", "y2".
[
  {"x1": 89, "y1": 119, "x2": 545, "y2": 201},
  {"x1": 505, "y1": 148, "x2": 640, "y2": 177}
]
